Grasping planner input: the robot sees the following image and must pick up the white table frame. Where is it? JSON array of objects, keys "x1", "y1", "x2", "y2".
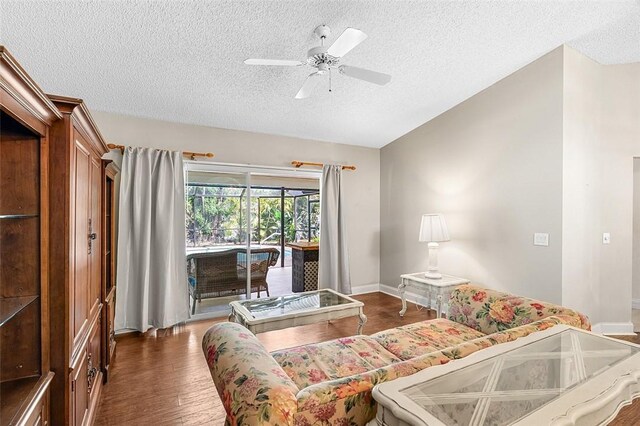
[
  {"x1": 398, "y1": 273, "x2": 469, "y2": 317},
  {"x1": 372, "y1": 325, "x2": 640, "y2": 426},
  {"x1": 229, "y1": 288, "x2": 367, "y2": 334}
]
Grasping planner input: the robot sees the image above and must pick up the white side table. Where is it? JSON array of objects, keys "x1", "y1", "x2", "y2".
[{"x1": 398, "y1": 273, "x2": 469, "y2": 317}]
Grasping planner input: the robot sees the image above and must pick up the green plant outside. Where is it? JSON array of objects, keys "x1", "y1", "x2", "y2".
[{"x1": 186, "y1": 185, "x2": 319, "y2": 247}]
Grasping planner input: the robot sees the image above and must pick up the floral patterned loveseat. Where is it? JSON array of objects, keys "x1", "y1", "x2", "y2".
[{"x1": 202, "y1": 285, "x2": 590, "y2": 425}]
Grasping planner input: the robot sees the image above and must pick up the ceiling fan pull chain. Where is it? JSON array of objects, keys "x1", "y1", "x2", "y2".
[{"x1": 329, "y1": 68, "x2": 332, "y2": 93}]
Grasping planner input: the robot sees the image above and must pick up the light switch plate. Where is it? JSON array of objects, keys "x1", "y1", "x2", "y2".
[
  {"x1": 603, "y1": 233, "x2": 611, "y2": 244},
  {"x1": 534, "y1": 233, "x2": 549, "y2": 246}
]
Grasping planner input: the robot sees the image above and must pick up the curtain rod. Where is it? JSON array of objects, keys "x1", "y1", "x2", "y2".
[
  {"x1": 107, "y1": 143, "x2": 215, "y2": 160},
  {"x1": 291, "y1": 161, "x2": 356, "y2": 171}
]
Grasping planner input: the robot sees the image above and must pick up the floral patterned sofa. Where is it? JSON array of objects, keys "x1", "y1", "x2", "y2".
[{"x1": 202, "y1": 285, "x2": 590, "y2": 425}]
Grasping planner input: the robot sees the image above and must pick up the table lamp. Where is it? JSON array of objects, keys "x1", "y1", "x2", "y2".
[{"x1": 419, "y1": 213, "x2": 450, "y2": 279}]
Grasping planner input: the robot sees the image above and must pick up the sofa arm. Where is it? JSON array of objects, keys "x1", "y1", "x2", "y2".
[
  {"x1": 448, "y1": 285, "x2": 590, "y2": 335},
  {"x1": 202, "y1": 322, "x2": 299, "y2": 425}
]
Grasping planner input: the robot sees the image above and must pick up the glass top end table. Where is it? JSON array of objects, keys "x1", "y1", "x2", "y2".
[
  {"x1": 373, "y1": 325, "x2": 640, "y2": 426},
  {"x1": 229, "y1": 289, "x2": 367, "y2": 334}
]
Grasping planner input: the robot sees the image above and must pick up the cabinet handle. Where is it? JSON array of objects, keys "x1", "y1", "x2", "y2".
[
  {"x1": 88, "y1": 219, "x2": 97, "y2": 254},
  {"x1": 87, "y1": 353, "x2": 98, "y2": 393}
]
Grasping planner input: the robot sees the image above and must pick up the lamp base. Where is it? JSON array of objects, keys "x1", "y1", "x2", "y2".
[{"x1": 425, "y1": 242, "x2": 442, "y2": 279}]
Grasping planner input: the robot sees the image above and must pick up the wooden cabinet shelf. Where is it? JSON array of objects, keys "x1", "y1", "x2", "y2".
[
  {"x1": 0, "y1": 373, "x2": 54, "y2": 426},
  {"x1": 1, "y1": 376, "x2": 40, "y2": 425},
  {"x1": 0, "y1": 296, "x2": 38, "y2": 326}
]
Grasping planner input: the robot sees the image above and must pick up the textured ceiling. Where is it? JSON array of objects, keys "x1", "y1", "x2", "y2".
[{"x1": 1, "y1": 1, "x2": 639, "y2": 148}]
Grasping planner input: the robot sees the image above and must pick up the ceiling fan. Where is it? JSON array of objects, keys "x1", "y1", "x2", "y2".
[{"x1": 244, "y1": 25, "x2": 392, "y2": 99}]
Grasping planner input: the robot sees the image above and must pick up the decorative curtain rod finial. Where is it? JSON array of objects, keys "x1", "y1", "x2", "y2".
[
  {"x1": 291, "y1": 160, "x2": 356, "y2": 171},
  {"x1": 106, "y1": 143, "x2": 214, "y2": 160},
  {"x1": 107, "y1": 143, "x2": 125, "y2": 154}
]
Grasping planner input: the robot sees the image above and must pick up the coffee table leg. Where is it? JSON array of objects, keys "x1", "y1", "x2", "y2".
[
  {"x1": 357, "y1": 308, "x2": 368, "y2": 334},
  {"x1": 399, "y1": 281, "x2": 407, "y2": 317},
  {"x1": 228, "y1": 308, "x2": 235, "y2": 323}
]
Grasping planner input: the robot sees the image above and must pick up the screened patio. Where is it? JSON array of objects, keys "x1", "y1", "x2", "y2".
[{"x1": 185, "y1": 177, "x2": 321, "y2": 315}]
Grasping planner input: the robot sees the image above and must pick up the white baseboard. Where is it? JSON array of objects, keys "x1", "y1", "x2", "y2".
[
  {"x1": 591, "y1": 322, "x2": 636, "y2": 336},
  {"x1": 632, "y1": 299, "x2": 640, "y2": 309},
  {"x1": 351, "y1": 283, "x2": 381, "y2": 295}
]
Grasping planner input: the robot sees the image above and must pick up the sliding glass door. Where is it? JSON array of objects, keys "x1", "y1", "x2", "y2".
[
  {"x1": 185, "y1": 164, "x2": 320, "y2": 317},
  {"x1": 186, "y1": 171, "x2": 253, "y2": 314}
]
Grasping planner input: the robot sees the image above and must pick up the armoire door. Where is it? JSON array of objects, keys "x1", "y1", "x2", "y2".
[
  {"x1": 71, "y1": 131, "x2": 103, "y2": 352},
  {"x1": 89, "y1": 156, "x2": 102, "y2": 320},
  {"x1": 72, "y1": 136, "x2": 91, "y2": 350},
  {"x1": 71, "y1": 348, "x2": 88, "y2": 426}
]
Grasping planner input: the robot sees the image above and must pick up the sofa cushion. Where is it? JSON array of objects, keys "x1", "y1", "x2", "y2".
[
  {"x1": 294, "y1": 350, "x2": 453, "y2": 426},
  {"x1": 371, "y1": 318, "x2": 486, "y2": 360},
  {"x1": 271, "y1": 336, "x2": 401, "y2": 389}
]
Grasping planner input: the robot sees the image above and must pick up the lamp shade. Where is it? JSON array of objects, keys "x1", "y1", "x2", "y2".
[{"x1": 419, "y1": 214, "x2": 450, "y2": 242}]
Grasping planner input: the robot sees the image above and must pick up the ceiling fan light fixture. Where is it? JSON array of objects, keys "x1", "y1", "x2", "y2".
[{"x1": 317, "y1": 63, "x2": 329, "y2": 74}]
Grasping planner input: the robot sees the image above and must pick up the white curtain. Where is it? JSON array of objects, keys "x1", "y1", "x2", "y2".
[
  {"x1": 115, "y1": 147, "x2": 189, "y2": 332},
  {"x1": 318, "y1": 164, "x2": 351, "y2": 294}
]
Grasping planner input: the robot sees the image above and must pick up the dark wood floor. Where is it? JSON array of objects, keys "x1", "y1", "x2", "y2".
[{"x1": 94, "y1": 292, "x2": 640, "y2": 425}]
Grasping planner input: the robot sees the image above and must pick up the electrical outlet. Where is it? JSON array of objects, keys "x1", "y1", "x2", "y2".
[
  {"x1": 534, "y1": 233, "x2": 549, "y2": 246},
  {"x1": 603, "y1": 233, "x2": 611, "y2": 244}
]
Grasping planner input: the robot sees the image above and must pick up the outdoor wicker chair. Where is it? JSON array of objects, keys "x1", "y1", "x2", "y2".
[{"x1": 187, "y1": 247, "x2": 280, "y2": 314}]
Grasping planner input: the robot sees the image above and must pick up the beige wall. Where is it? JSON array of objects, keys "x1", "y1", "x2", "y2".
[
  {"x1": 561, "y1": 47, "x2": 603, "y2": 323},
  {"x1": 634, "y1": 158, "x2": 640, "y2": 300},
  {"x1": 562, "y1": 47, "x2": 640, "y2": 325},
  {"x1": 380, "y1": 48, "x2": 565, "y2": 303},
  {"x1": 94, "y1": 112, "x2": 381, "y2": 290},
  {"x1": 380, "y1": 45, "x2": 640, "y2": 328}
]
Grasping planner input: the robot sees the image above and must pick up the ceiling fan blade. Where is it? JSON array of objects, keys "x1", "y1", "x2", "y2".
[
  {"x1": 244, "y1": 59, "x2": 303, "y2": 66},
  {"x1": 339, "y1": 65, "x2": 391, "y2": 85},
  {"x1": 327, "y1": 28, "x2": 367, "y2": 58},
  {"x1": 295, "y1": 72, "x2": 322, "y2": 99}
]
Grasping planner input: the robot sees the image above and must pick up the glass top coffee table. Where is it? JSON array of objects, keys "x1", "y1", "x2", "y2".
[
  {"x1": 373, "y1": 325, "x2": 640, "y2": 426},
  {"x1": 229, "y1": 289, "x2": 367, "y2": 334}
]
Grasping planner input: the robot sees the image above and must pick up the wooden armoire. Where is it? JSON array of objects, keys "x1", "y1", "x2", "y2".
[
  {"x1": 0, "y1": 45, "x2": 60, "y2": 426},
  {"x1": 48, "y1": 95, "x2": 109, "y2": 426},
  {"x1": 1, "y1": 46, "x2": 117, "y2": 426}
]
